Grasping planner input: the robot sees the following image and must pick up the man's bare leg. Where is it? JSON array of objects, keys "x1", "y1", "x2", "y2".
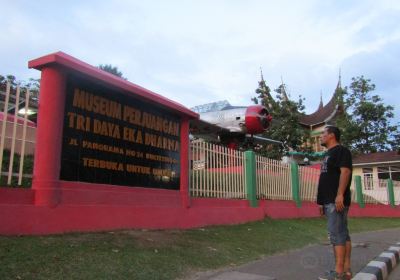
[
  {"x1": 334, "y1": 245, "x2": 346, "y2": 274},
  {"x1": 344, "y1": 241, "x2": 352, "y2": 276}
]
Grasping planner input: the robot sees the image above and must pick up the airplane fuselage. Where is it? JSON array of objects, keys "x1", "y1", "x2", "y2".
[{"x1": 200, "y1": 107, "x2": 247, "y2": 133}]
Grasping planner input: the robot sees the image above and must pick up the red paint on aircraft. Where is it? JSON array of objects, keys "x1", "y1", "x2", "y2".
[{"x1": 245, "y1": 105, "x2": 272, "y2": 134}]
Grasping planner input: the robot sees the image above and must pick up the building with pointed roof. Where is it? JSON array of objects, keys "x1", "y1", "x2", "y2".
[
  {"x1": 299, "y1": 75, "x2": 344, "y2": 152},
  {"x1": 318, "y1": 92, "x2": 324, "y2": 110}
]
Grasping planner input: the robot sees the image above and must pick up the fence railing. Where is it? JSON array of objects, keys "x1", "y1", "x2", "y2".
[
  {"x1": 0, "y1": 82, "x2": 36, "y2": 187},
  {"x1": 394, "y1": 180, "x2": 400, "y2": 205},
  {"x1": 360, "y1": 177, "x2": 400, "y2": 205},
  {"x1": 256, "y1": 155, "x2": 292, "y2": 200},
  {"x1": 189, "y1": 141, "x2": 399, "y2": 206},
  {"x1": 298, "y1": 165, "x2": 319, "y2": 202},
  {"x1": 190, "y1": 142, "x2": 320, "y2": 202},
  {"x1": 394, "y1": 180, "x2": 400, "y2": 188},
  {"x1": 190, "y1": 140, "x2": 246, "y2": 199},
  {"x1": 350, "y1": 183, "x2": 357, "y2": 204}
]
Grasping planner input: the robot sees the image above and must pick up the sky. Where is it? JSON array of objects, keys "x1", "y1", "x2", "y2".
[{"x1": 1, "y1": 0, "x2": 399, "y2": 123}]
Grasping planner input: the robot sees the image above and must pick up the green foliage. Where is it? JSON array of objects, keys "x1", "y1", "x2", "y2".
[
  {"x1": 251, "y1": 78, "x2": 274, "y2": 109},
  {"x1": 0, "y1": 74, "x2": 17, "y2": 89},
  {"x1": 0, "y1": 74, "x2": 40, "y2": 101},
  {"x1": 252, "y1": 79, "x2": 310, "y2": 159},
  {"x1": 336, "y1": 76, "x2": 399, "y2": 154},
  {"x1": 23, "y1": 78, "x2": 40, "y2": 100},
  {"x1": 98, "y1": 64, "x2": 126, "y2": 79},
  {"x1": 252, "y1": 74, "x2": 399, "y2": 157},
  {"x1": 0, "y1": 150, "x2": 33, "y2": 188}
]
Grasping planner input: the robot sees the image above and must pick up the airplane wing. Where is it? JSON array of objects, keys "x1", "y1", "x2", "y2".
[
  {"x1": 190, "y1": 118, "x2": 283, "y2": 147},
  {"x1": 189, "y1": 118, "x2": 230, "y2": 142},
  {"x1": 245, "y1": 134, "x2": 283, "y2": 146}
]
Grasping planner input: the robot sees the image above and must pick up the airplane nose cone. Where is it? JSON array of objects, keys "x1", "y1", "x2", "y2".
[{"x1": 245, "y1": 105, "x2": 272, "y2": 134}]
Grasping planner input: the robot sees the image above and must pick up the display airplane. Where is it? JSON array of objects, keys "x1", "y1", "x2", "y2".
[{"x1": 190, "y1": 100, "x2": 282, "y2": 149}]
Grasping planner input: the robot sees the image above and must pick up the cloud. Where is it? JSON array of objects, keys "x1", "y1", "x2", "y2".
[
  {"x1": 0, "y1": 0, "x2": 398, "y2": 124},
  {"x1": 342, "y1": 38, "x2": 400, "y2": 122}
]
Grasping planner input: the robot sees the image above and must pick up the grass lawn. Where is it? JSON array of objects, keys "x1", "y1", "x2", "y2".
[{"x1": 1, "y1": 217, "x2": 399, "y2": 280}]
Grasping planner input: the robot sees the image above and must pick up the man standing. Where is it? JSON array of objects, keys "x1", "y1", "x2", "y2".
[{"x1": 317, "y1": 126, "x2": 353, "y2": 280}]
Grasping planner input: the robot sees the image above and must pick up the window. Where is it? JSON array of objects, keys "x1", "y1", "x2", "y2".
[
  {"x1": 377, "y1": 165, "x2": 400, "y2": 181},
  {"x1": 391, "y1": 165, "x2": 400, "y2": 181},
  {"x1": 377, "y1": 166, "x2": 390, "y2": 180},
  {"x1": 362, "y1": 168, "x2": 374, "y2": 190}
]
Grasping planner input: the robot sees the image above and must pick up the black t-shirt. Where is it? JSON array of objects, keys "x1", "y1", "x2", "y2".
[{"x1": 317, "y1": 145, "x2": 352, "y2": 206}]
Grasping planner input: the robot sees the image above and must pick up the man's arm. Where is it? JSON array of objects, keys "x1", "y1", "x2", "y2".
[
  {"x1": 335, "y1": 167, "x2": 351, "y2": 211},
  {"x1": 319, "y1": 205, "x2": 324, "y2": 216}
]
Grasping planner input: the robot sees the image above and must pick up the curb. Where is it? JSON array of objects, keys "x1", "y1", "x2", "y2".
[{"x1": 352, "y1": 242, "x2": 400, "y2": 280}]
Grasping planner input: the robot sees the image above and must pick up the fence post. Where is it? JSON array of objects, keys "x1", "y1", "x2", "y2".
[
  {"x1": 290, "y1": 162, "x2": 301, "y2": 207},
  {"x1": 355, "y1": 175, "x2": 365, "y2": 208},
  {"x1": 387, "y1": 179, "x2": 395, "y2": 208},
  {"x1": 244, "y1": 150, "x2": 258, "y2": 207}
]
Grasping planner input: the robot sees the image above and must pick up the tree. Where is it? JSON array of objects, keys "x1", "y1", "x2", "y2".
[
  {"x1": 0, "y1": 75, "x2": 17, "y2": 87},
  {"x1": 22, "y1": 78, "x2": 40, "y2": 100},
  {"x1": 251, "y1": 76, "x2": 275, "y2": 109},
  {"x1": 337, "y1": 76, "x2": 399, "y2": 154},
  {"x1": 252, "y1": 77, "x2": 310, "y2": 159},
  {"x1": 0, "y1": 74, "x2": 40, "y2": 99},
  {"x1": 98, "y1": 64, "x2": 126, "y2": 79}
]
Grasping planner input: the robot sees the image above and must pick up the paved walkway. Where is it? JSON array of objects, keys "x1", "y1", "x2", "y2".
[
  {"x1": 388, "y1": 258, "x2": 400, "y2": 280},
  {"x1": 187, "y1": 228, "x2": 400, "y2": 280},
  {"x1": 388, "y1": 262, "x2": 400, "y2": 280}
]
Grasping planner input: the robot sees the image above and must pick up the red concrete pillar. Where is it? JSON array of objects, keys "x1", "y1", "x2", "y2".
[
  {"x1": 180, "y1": 118, "x2": 190, "y2": 208},
  {"x1": 32, "y1": 66, "x2": 66, "y2": 206}
]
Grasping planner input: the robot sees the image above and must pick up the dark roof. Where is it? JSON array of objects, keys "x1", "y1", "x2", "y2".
[
  {"x1": 299, "y1": 93, "x2": 339, "y2": 126},
  {"x1": 353, "y1": 151, "x2": 400, "y2": 165}
]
